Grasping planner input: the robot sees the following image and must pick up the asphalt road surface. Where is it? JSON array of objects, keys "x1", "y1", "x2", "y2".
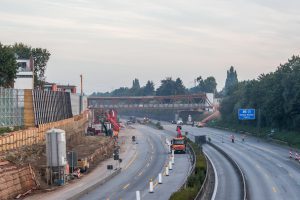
[
  {"x1": 164, "y1": 124, "x2": 300, "y2": 200},
  {"x1": 80, "y1": 125, "x2": 190, "y2": 200},
  {"x1": 161, "y1": 124, "x2": 241, "y2": 200},
  {"x1": 204, "y1": 145, "x2": 241, "y2": 200}
]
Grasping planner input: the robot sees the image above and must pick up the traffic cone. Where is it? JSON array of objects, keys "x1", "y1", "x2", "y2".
[{"x1": 289, "y1": 150, "x2": 293, "y2": 158}]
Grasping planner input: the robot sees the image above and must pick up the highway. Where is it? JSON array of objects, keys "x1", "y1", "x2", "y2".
[
  {"x1": 204, "y1": 145, "x2": 241, "y2": 200},
  {"x1": 161, "y1": 123, "x2": 242, "y2": 200},
  {"x1": 79, "y1": 125, "x2": 190, "y2": 200},
  {"x1": 164, "y1": 124, "x2": 300, "y2": 200}
]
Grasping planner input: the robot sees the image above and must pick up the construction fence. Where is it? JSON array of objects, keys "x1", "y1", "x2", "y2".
[
  {"x1": 0, "y1": 88, "x2": 24, "y2": 127},
  {"x1": 0, "y1": 112, "x2": 88, "y2": 153},
  {"x1": 0, "y1": 88, "x2": 88, "y2": 128}
]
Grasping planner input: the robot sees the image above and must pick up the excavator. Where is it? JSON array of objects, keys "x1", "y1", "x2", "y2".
[
  {"x1": 102, "y1": 109, "x2": 120, "y2": 138},
  {"x1": 90, "y1": 109, "x2": 120, "y2": 137},
  {"x1": 170, "y1": 125, "x2": 186, "y2": 153}
]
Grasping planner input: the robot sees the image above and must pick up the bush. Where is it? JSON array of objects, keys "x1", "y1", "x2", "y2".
[
  {"x1": 0, "y1": 127, "x2": 12, "y2": 135},
  {"x1": 170, "y1": 140, "x2": 206, "y2": 200},
  {"x1": 155, "y1": 122, "x2": 164, "y2": 130},
  {"x1": 170, "y1": 187, "x2": 198, "y2": 200}
]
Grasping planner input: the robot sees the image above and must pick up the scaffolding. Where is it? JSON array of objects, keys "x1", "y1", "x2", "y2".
[{"x1": 0, "y1": 88, "x2": 24, "y2": 127}]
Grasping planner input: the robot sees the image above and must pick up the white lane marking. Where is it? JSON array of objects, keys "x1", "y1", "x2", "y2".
[
  {"x1": 138, "y1": 171, "x2": 143, "y2": 176},
  {"x1": 276, "y1": 163, "x2": 283, "y2": 168},
  {"x1": 123, "y1": 183, "x2": 130, "y2": 190},
  {"x1": 204, "y1": 151, "x2": 218, "y2": 200}
]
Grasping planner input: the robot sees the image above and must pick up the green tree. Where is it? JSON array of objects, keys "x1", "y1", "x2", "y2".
[
  {"x1": 0, "y1": 43, "x2": 17, "y2": 87},
  {"x1": 190, "y1": 76, "x2": 217, "y2": 93},
  {"x1": 156, "y1": 77, "x2": 186, "y2": 96},
  {"x1": 11, "y1": 43, "x2": 51, "y2": 88},
  {"x1": 31, "y1": 48, "x2": 51, "y2": 87},
  {"x1": 175, "y1": 78, "x2": 186, "y2": 95},
  {"x1": 129, "y1": 78, "x2": 141, "y2": 96},
  {"x1": 203, "y1": 76, "x2": 217, "y2": 93},
  {"x1": 111, "y1": 87, "x2": 130, "y2": 96},
  {"x1": 156, "y1": 77, "x2": 175, "y2": 96},
  {"x1": 224, "y1": 66, "x2": 238, "y2": 95},
  {"x1": 12, "y1": 43, "x2": 31, "y2": 59},
  {"x1": 219, "y1": 55, "x2": 300, "y2": 131},
  {"x1": 142, "y1": 80, "x2": 155, "y2": 96}
]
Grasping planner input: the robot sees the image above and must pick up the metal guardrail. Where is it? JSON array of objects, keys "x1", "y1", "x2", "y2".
[
  {"x1": 208, "y1": 142, "x2": 248, "y2": 200},
  {"x1": 194, "y1": 152, "x2": 209, "y2": 200},
  {"x1": 178, "y1": 141, "x2": 196, "y2": 190}
]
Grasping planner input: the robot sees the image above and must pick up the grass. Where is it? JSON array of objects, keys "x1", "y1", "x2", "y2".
[
  {"x1": 0, "y1": 127, "x2": 13, "y2": 135},
  {"x1": 141, "y1": 120, "x2": 164, "y2": 130},
  {"x1": 207, "y1": 120, "x2": 300, "y2": 149},
  {"x1": 169, "y1": 139, "x2": 206, "y2": 200},
  {"x1": 0, "y1": 126, "x2": 25, "y2": 135}
]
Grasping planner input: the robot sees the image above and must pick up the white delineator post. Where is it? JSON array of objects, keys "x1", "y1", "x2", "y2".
[
  {"x1": 172, "y1": 150, "x2": 175, "y2": 157},
  {"x1": 136, "y1": 191, "x2": 141, "y2": 200},
  {"x1": 169, "y1": 161, "x2": 172, "y2": 170},
  {"x1": 158, "y1": 173, "x2": 162, "y2": 184},
  {"x1": 149, "y1": 179, "x2": 154, "y2": 193},
  {"x1": 165, "y1": 165, "x2": 169, "y2": 176},
  {"x1": 171, "y1": 155, "x2": 175, "y2": 165}
]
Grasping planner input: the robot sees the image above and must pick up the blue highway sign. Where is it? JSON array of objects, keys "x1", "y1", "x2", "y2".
[{"x1": 238, "y1": 109, "x2": 256, "y2": 120}]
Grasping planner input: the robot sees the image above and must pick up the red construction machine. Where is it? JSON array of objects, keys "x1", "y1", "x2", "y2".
[{"x1": 170, "y1": 125, "x2": 186, "y2": 153}]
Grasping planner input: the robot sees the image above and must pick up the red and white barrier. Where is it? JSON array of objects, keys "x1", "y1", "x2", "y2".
[
  {"x1": 165, "y1": 165, "x2": 169, "y2": 176},
  {"x1": 169, "y1": 161, "x2": 173, "y2": 170},
  {"x1": 289, "y1": 150, "x2": 293, "y2": 158},
  {"x1": 295, "y1": 152, "x2": 299, "y2": 161},
  {"x1": 171, "y1": 155, "x2": 175, "y2": 165},
  {"x1": 158, "y1": 173, "x2": 162, "y2": 184},
  {"x1": 149, "y1": 179, "x2": 154, "y2": 193}
]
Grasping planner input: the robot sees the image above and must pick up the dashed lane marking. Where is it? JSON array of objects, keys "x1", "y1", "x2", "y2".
[
  {"x1": 138, "y1": 171, "x2": 143, "y2": 176},
  {"x1": 123, "y1": 183, "x2": 130, "y2": 190},
  {"x1": 124, "y1": 151, "x2": 138, "y2": 170}
]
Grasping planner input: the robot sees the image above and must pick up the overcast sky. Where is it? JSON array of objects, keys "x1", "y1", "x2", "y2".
[{"x1": 1, "y1": 0, "x2": 300, "y2": 94}]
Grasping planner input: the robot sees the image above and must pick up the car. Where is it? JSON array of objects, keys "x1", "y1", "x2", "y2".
[
  {"x1": 177, "y1": 120, "x2": 183, "y2": 125},
  {"x1": 171, "y1": 120, "x2": 176, "y2": 124}
]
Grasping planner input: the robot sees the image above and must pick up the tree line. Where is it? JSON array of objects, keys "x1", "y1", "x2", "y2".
[
  {"x1": 0, "y1": 43, "x2": 50, "y2": 88},
  {"x1": 92, "y1": 76, "x2": 219, "y2": 97},
  {"x1": 220, "y1": 55, "x2": 300, "y2": 132}
]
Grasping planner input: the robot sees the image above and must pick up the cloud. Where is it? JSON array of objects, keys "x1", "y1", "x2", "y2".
[{"x1": 0, "y1": 0, "x2": 299, "y2": 93}]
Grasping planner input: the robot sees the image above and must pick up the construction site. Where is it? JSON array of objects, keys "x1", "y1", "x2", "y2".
[{"x1": 0, "y1": 87, "x2": 127, "y2": 200}]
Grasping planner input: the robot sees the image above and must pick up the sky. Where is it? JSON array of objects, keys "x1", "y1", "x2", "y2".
[{"x1": 1, "y1": 0, "x2": 300, "y2": 94}]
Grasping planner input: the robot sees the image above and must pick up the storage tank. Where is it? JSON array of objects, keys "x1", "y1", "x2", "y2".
[{"x1": 46, "y1": 129, "x2": 67, "y2": 167}]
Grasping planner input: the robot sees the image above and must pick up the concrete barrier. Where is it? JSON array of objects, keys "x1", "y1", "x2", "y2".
[
  {"x1": 67, "y1": 168, "x2": 121, "y2": 200},
  {"x1": 208, "y1": 143, "x2": 248, "y2": 200}
]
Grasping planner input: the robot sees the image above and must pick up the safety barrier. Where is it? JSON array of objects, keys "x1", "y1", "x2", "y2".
[
  {"x1": 208, "y1": 142, "x2": 248, "y2": 200},
  {"x1": 195, "y1": 152, "x2": 214, "y2": 200}
]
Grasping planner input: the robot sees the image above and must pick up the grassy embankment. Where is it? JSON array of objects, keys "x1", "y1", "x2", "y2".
[{"x1": 208, "y1": 120, "x2": 300, "y2": 149}]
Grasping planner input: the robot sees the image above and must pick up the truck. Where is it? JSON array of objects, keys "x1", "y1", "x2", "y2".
[
  {"x1": 171, "y1": 137, "x2": 186, "y2": 153},
  {"x1": 170, "y1": 125, "x2": 186, "y2": 153}
]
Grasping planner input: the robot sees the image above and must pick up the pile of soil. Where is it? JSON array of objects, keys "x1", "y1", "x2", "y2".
[{"x1": 3, "y1": 135, "x2": 114, "y2": 190}]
